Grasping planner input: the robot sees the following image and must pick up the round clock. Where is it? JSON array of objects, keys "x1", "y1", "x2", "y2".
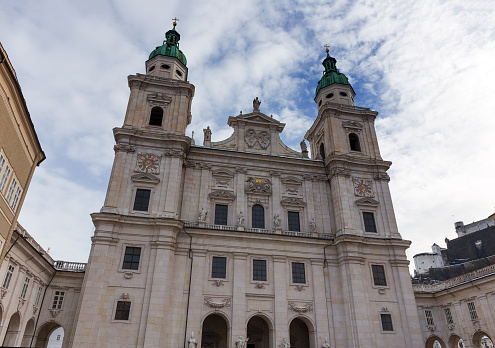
[
  {"x1": 138, "y1": 156, "x2": 158, "y2": 173},
  {"x1": 357, "y1": 182, "x2": 369, "y2": 194}
]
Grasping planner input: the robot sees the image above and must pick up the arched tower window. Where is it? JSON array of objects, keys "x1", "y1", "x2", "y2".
[
  {"x1": 149, "y1": 106, "x2": 163, "y2": 126},
  {"x1": 349, "y1": 133, "x2": 361, "y2": 152},
  {"x1": 252, "y1": 204, "x2": 265, "y2": 229},
  {"x1": 319, "y1": 143, "x2": 326, "y2": 159}
]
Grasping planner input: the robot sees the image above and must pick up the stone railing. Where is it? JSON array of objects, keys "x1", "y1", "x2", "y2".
[
  {"x1": 413, "y1": 264, "x2": 495, "y2": 293},
  {"x1": 184, "y1": 222, "x2": 320, "y2": 238},
  {"x1": 282, "y1": 231, "x2": 313, "y2": 238},
  {"x1": 53, "y1": 261, "x2": 86, "y2": 272},
  {"x1": 244, "y1": 227, "x2": 275, "y2": 234}
]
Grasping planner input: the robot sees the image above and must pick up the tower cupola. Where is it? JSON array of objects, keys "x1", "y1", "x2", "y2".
[
  {"x1": 315, "y1": 47, "x2": 355, "y2": 108},
  {"x1": 146, "y1": 19, "x2": 188, "y2": 80}
]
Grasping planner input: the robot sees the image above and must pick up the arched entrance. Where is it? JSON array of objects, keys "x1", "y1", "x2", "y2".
[
  {"x1": 246, "y1": 315, "x2": 273, "y2": 348},
  {"x1": 201, "y1": 314, "x2": 228, "y2": 348},
  {"x1": 3, "y1": 312, "x2": 21, "y2": 346},
  {"x1": 425, "y1": 336, "x2": 447, "y2": 348},
  {"x1": 473, "y1": 331, "x2": 493, "y2": 347},
  {"x1": 448, "y1": 335, "x2": 464, "y2": 348},
  {"x1": 289, "y1": 318, "x2": 310, "y2": 348},
  {"x1": 21, "y1": 318, "x2": 36, "y2": 346},
  {"x1": 34, "y1": 321, "x2": 63, "y2": 348}
]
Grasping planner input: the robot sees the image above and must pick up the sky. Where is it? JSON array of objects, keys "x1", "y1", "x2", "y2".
[{"x1": 1, "y1": 0, "x2": 495, "y2": 271}]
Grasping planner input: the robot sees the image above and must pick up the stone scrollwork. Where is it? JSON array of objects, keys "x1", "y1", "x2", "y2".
[
  {"x1": 245, "y1": 129, "x2": 271, "y2": 149},
  {"x1": 258, "y1": 131, "x2": 270, "y2": 149},
  {"x1": 49, "y1": 309, "x2": 61, "y2": 321},
  {"x1": 245, "y1": 129, "x2": 257, "y2": 148},
  {"x1": 114, "y1": 143, "x2": 136, "y2": 153},
  {"x1": 245, "y1": 178, "x2": 272, "y2": 195},
  {"x1": 33, "y1": 305, "x2": 39, "y2": 315},
  {"x1": 213, "y1": 280, "x2": 224, "y2": 287},
  {"x1": 17, "y1": 298, "x2": 26, "y2": 311},
  {"x1": 164, "y1": 148, "x2": 185, "y2": 158},
  {"x1": 255, "y1": 282, "x2": 265, "y2": 289},
  {"x1": 209, "y1": 190, "x2": 236, "y2": 201},
  {"x1": 236, "y1": 167, "x2": 248, "y2": 174},
  {"x1": 328, "y1": 167, "x2": 350, "y2": 179},
  {"x1": 204, "y1": 297, "x2": 231, "y2": 308},
  {"x1": 280, "y1": 197, "x2": 306, "y2": 207},
  {"x1": 288, "y1": 301, "x2": 313, "y2": 313},
  {"x1": 373, "y1": 172, "x2": 390, "y2": 181},
  {"x1": 342, "y1": 120, "x2": 363, "y2": 133},
  {"x1": 294, "y1": 285, "x2": 305, "y2": 291},
  {"x1": 124, "y1": 272, "x2": 134, "y2": 279},
  {"x1": 147, "y1": 92, "x2": 172, "y2": 107}
]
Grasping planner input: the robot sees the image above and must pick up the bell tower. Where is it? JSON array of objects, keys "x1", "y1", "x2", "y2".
[{"x1": 305, "y1": 47, "x2": 399, "y2": 239}]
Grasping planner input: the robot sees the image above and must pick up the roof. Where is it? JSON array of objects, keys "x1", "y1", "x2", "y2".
[
  {"x1": 315, "y1": 52, "x2": 353, "y2": 97},
  {"x1": 148, "y1": 26, "x2": 187, "y2": 67}
]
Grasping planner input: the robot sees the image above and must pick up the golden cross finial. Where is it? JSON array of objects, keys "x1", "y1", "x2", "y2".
[
  {"x1": 172, "y1": 17, "x2": 179, "y2": 27},
  {"x1": 324, "y1": 44, "x2": 330, "y2": 53}
]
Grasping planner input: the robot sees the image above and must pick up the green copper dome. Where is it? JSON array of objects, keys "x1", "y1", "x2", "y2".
[
  {"x1": 315, "y1": 52, "x2": 351, "y2": 97},
  {"x1": 149, "y1": 26, "x2": 187, "y2": 66}
]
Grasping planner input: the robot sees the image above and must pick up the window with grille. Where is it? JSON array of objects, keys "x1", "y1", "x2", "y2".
[
  {"x1": 372, "y1": 265, "x2": 387, "y2": 286},
  {"x1": 2, "y1": 265, "x2": 14, "y2": 289},
  {"x1": 288, "y1": 211, "x2": 300, "y2": 232},
  {"x1": 0, "y1": 165, "x2": 10, "y2": 192},
  {"x1": 363, "y1": 212, "x2": 377, "y2": 232},
  {"x1": 52, "y1": 290, "x2": 65, "y2": 309},
  {"x1": 425, "y1": 310, "x2": 435, "y2": 326},
  {"x1": 467, "y1": 302, "x2": 478, "y2": 320},
  {"x1": 252, "y1": 205, "x2": 265, "y2": 229},
  {"x1": 115, "y1": 301, "x2": 131, "y2": 320},
  {"x1": 20, "y1": 277, "x2": 30, "y2": 299},
  {"x1": 381, "y1": 314, "x2": 394, "y2": 331},
  {"x1": 444, "y1": 307, "x2": 454, "y2": 325},
  {"x1": 292, "y1": 262, "x2": 306, "y2": 284},
  {"x1": 214, "y1": 204, "x2": 228, "y2": 225},
  {"x1": 122, "y1": 247, "x2": 142, "y2": 270},
  {"x1": 35, "y1": 286, "x2": 43, "y2": 306},
  {"x1": 5, "y1": 177, "x2": 17, "y2": 202},
  {"x1": 253, "y1": 259, "x2": 267, "y2": 281},
  {"x1": 211, "y1": 256, "x2": 227, "y2": 279},
  {"x1": 133, "y1": 189, "x2": 151, "y2": 211}
]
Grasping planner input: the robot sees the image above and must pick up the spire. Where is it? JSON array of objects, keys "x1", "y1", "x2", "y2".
[
  {"x1": 315, "y1": 45, "x2": 352, "y2": 97},
  {"x1": 148, "y1": 17, "x2": 187, "y2": 66}
]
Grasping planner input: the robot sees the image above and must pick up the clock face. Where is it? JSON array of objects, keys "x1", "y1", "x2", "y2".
[
  {"x1": 138, "y1": 155, "x2": 158, "y2": 173},
  {"x1": 357, "y1": 182, "x2": 369, "y2": 193},
  {"x1": 353, "y1": 178, "x2": 373, "y2": 197}
]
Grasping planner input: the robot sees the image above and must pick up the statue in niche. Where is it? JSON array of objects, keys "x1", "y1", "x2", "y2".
[
  {"x1": 253, "y1": 97, "x2": 261, "y2": 112},
  {"x1": 236, "y1": 336, "x2": 248, "y2": 348},
  {"x1": 279, "y1": 337, "x2": 290, "y2": 348},
  {"x1": 309, "y1": 218, "x2": 317, "y2": 233},
  {"x1": 203, "y1": 126, "x2": 212, "y2": 141},
  {"x1": 188, "y1": 332, "x2": 197, "y2": 348},
  {"x1": 198, "y1": 207, "x2": 208, "y2": 222},
  {"x1": 321, "y1": 337, "x2": 330, "y2": 348},
  {"x1": 237, "y1": 212, "x2": 245, "y2": 226},
  {"x1": 273, "y1": 213, "x2": 282, "y2": 229}
]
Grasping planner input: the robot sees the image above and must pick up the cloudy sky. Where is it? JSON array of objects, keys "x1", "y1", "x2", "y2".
[{"x1": 1, "y1": 0, "x2": 495, "y2": 271}]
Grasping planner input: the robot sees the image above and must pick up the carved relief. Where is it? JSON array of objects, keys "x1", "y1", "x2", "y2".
[
  {"x1": 254, "y1": 282, "x2": 265, "y2": 289},
  {"x1": 184, "y1": 160, "x2": 197, "y2": 167},
  {"x1": 282, "y1": 176, "x2": 302, "y2": 196},
  {"x1": 353, "y1": 178, "x2": 374, "y2": 197},
  {"x1": 163, "y1": 148, "x2": 185, "y2": 158},
  {"x1": 124, "y1": 272, "x2": 134, "y2": 279},
  {"x1": 258, "y1": 131, "x2": 270, "y2": 149},
  {"x1": 135, "y1": 153, "x2": 161, "y2": 174},
  {"x1": 269, "y1": 170, "x2": 281, "y2": 177},
  {"x1": 342, "y1": 120, "x2": 363, "y2": 133},
  {"x1": 245, "y1": 129, "x2": 257, "y2": 148},
  {"x1": 147, "y1": 92, "x2": 172, "y2": 107},
  {"x1": 328, "y1": 167, "x2": 350, "y2": 179},
  {"x1": 288, "y1": 301, "x2": 313, "y2": 313},
  {"x1": 120, "y1": 293, "x2": 130, "y2": 300},
  {"x1": 49, "y1": 309, "x2": 61, "y2": 321},
  {"x1": 280, "y1": 197, "x2": 306, "y2": 207},
  {"x1": 17, "y1": 298, "x2": 25, "y2": 311},
  {"x1": 33, "y1": 305, "x2": 39, "y2": 315},
  {"x1": 245, "y1": 129, "x2": 271, "y2": 149},
  {"x1": 212, "y1": 170, "x2": 235, "y2": 189},
  {"x1": 294, "y1": 285, "x2": 305, "y2": 291},
  {"x1": 374, "y1": 172, "x2": 390, "y2": 181},
  {"x1": 200, "y1": 162, "x2": 212, "y2": 170},
  {"x1": 213, "y1": 280, "x2": 224, "y2": 287},
  {"x1": 114, "y1": 143, "x2": 136, "y2": 153},
  {"x1": 236, "y1": 167, "x2": 248, "y2": 174},
  {"x1": 245, "y1": 178, "x2": 272, "y2": 195},
  {"x1": 209, "y1": 190, "x2": 236, "y2": 201}
]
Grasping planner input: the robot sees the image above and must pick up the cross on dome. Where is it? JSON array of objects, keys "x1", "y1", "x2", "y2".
[{"x1": 172, "y1": 17, "x2": 179, "y2": 27}]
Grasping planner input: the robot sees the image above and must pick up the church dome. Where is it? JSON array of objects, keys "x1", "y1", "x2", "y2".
[
  {"x1": 315, "y1": 52, "x2": 351, "y2": 97},
  {"x1": 148, "y1": 25, "x2": 187, "y2": 67}
]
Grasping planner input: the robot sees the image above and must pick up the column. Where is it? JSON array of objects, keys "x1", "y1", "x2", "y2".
[{"x1": 273, "y1": 256, "x2": 288, "y2": 344}]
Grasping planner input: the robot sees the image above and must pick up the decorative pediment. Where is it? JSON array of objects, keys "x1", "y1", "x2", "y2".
[
  {"x1": 147, "y1": 92, "x2": 172, "y2": 107},
  {"x1": 281, "y1": 176, "x2": 302, "y2": 196},
  {"x1": 354, "y1": 197, "x2": 379, "y2": 207},
  {"x1": 342, "y1": 120, "x2": 363, "y2": 133},
  {"x1": 280, "y1": 197, "x2": 306, "y2": 207},
  {"x1": 209, "y1": 189, "x2": 236, "y2": 201},
  {"x1": 212, "y1": 169, "x2": 235, "y2": 189},
  {"x1": 228, "y1": 112, "x2": 285, "y2": 132},
  {"x1": 131, "y1": 173, "x2": 160, "y2": 184}
]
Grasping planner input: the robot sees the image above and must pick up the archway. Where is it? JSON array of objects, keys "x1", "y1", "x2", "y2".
[
  {"x1": 473, "y1": 331, "x2": 493, "y2": 347},
  {"x1": 246, "y1": 315, "x2": 273, "y2": 348},
  {"x1": 201, "y1": 314, "x2": 228, "y2": 348},
  {"x1": 425, "y1": 336, "x2": 447, "y2": 348},
  {"x1": 21, "y1": 318, "x2": 35, "y2": 346},
  {"x1": 448, "y1": 334, "x2": 464, "y2": 348},
  {"x1": 34, "y1": 321, "x2": 63, "y2": 348},
  {"x1": 3, "y1": 312, "x2": 21, "y2": 346},
  {"x1": 289, "y1": 318, "x2": 310, "y2": 348}
]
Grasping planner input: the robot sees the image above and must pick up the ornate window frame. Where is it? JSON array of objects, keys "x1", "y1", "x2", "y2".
[
  {"x1": 289, "y1": 259, "x2": 310, "y2": 288},
  {"x1": 118, "y1": 243, "x2": 145, "y2": 275},
  {"x1": 369, "y1": 262, "x2": 390, "y2": 291},
  {"x1": 208, "y1": 254, "x2": 230, "y2": 283},
  {"x1": 249, "y1": 256, "x2": 270, "y2": 286},
  {"x1": 355, "y1": 198, "x2": 380, "y2": 234},
  {"x1": 111, "y1": 293, "x2": 133, "y2": 324}
]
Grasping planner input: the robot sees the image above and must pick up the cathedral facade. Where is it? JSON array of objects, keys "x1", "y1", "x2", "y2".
[{"x1": 68, "y1": 24, "x2": 423, "y2": 347}]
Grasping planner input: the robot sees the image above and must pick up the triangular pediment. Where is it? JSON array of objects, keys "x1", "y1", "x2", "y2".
[
  {"x1": 354, "y1": 197, "x2": 379, "y2": 207},
  {"x1": 228, "y1": 112, "x2": 285, "y2": 132},
  {"x1": 131, "y1": 173, "x2": 160, "y2": 184}
]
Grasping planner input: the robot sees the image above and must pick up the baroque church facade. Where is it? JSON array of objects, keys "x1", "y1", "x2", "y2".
[{"x1": 68, "y1": 23, "x2": 424, "y2": 347}]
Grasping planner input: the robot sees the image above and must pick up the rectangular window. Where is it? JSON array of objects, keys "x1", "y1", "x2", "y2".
[
  {"x1": 253, "y1": 259, "x2": 267, "y2": 281},
  {"x1": 292, "y1": 262, "x2": 306, "y2": 284},
  {"x1": 425, "y1": 309, "x2": 435, "y2": 326},
  {"x1": 2, "y1": 265, "x2": 14, "y2": 289},
  {"x1": 51, "y1": 290, "x2": 65, "y2": 309},
  {"x1": 214, "y1": 204, "x2": 228, "y2": 225},
  {"x1": 0, "y1": 166, "x2": 11, "y2": 193},
  {"x1": 10, "y1": 187, "x2": 21, "y2": 210},
  {"x1": 381, "y1": 314, "x2": 394, "y2": 331},
  {"x1": 0, "y1": 154, "x2": 5, "y2": 174},
  {"x1": 20, "y1": 277, "x2": 30, "y2": 299},
  {"x1": 122, "y1": 246, "x2": 141, "y2": 270},
  {"x1": 114, "y1": 301, "x2": 131, "y2": 320},
  {"x1": 468, "y1": 301, "x2": 478, "y2": 320},
  {"x1": 444, "y1": 307, "x2": 453, "y2": 325},
  {"x1": 211, "y1": 256, "x2": 227, "y2": 279},
  {"x1": 5, "y1": 177, "x2": 17, "y2": 202},
  {"x1": 288, "y1": 211, "x2": 300, "y2": 232},
  {"x1": 363, "y1": 212, "x2": 377, "y2": 232},
  {"x1": 35, "y1": 286, "x2": 43, "y2": 306},
  {"x1": 372, "y1": 265, "x2": 387, "y2": 286},
  {"x1": 133, "y1": 189, "x2": 151, "y2": 211}
]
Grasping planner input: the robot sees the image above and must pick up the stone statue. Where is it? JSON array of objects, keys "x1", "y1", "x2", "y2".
[
  {"x1": 274, "y1": 214, "x2": 281, "y2": 229},
  {"x1": 300, "y1": 140, "x2": 307, "y2": 152},
  {"x1": 188, "y1": 331, "x2": 197, "y2": 348},
  {"x1": 321, "y1": 337, "x2": 330, "y2": 348},
  {"x1": 236, "y1": 336, "x2": 248, "y2": 348},
  {"x1": 199, "y1": 207, "x2": 208, "y2": 222},
  {"x1": 279, "y1": 337, "x2": 290, "y2": 348},
  {"x1": 203, "y1": 126, "x2": 212, "y2": 141},
  {"x1": 253, "y1": 97, "x2": 261, "y2": 112},
  {"x1": 237, "y1": 212, "x2": 245, "y2": 226},
  {"x1": 309, "y1": 218, "x2": 317, "y2": 233}
]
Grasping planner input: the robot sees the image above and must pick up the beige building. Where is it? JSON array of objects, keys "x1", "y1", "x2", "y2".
[{"x1": 0, "y1": 42, "x2": 45, "y2": 266}]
